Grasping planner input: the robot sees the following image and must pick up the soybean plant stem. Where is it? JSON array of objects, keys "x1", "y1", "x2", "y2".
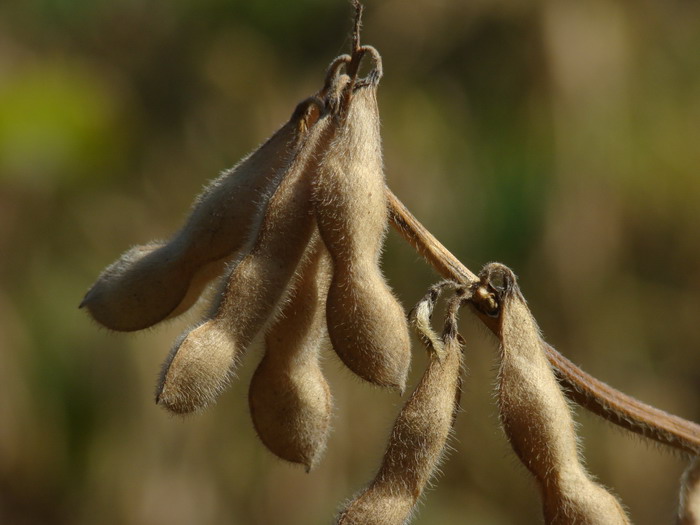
[{"x1": 385, "y1": 186, "x2": 700, "y2": 455}]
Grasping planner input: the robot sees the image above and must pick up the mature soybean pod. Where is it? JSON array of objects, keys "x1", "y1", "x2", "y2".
[
  {"x1": 155, "y1": 76, "x2": 348, "y2": 415},
  {"x1": 679, "y1": 457, "x2": 700, "y2": 525},
  {"x1": 313, "y1": 56, "x2": 411, "y2": 391},
  {"x1": 88, "y1": 242, "x2": 229, "y2": 323},
  {"x1": 248, "y1": 235, "x2": 333, "y2": 471},
  {"x1": 80, "y1": 98, "x2": 322, "y2": 332},
  {"x1": 477, "y1": 263, "x2": 630, "y2": 525},
  {"x1": 336, "y1": 322, "x2": 463, "y2": 525}
]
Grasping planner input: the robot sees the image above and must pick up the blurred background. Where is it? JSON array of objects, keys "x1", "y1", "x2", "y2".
[{"x1": 1, "y1": 0, "x2": 699, "y2": 523}]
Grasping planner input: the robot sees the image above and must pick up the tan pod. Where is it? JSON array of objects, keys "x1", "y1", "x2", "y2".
[
  {"x1": 80, "y1": 98, "x2": 322, "y2": 332},
  {"x1": 679, "y1": 457, "x2": 700, "y2": 525},
  {"x1": 314, "y1": 53, "x2": 411, "y2": 391},
  {"x1": 336, "y1": 318, "x2": 463, "y2": 525},
  {"x1": 249, "y1": 236, "x2": 333, "y2": 471},
  {"x1": 473, "y1": 263, "x2": 630, "y2": 525},
  {"x1": 155, "y1": 74, "x2": 349, "y2": 415}
]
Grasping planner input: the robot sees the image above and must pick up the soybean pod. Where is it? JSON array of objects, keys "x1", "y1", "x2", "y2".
[
  {"x1": 156, "y1": 72, "x2": 349, "y2": 414},
  {"x1": 313, "y1": 48, "x2": 411, "y2": 391},
  {"x1": 336, "y1": 303, "x2": 463, "y2": 525},
  {"x1": 472, "y1": 263, "x2": 630, "y2": 525},
  {"x1": 249, "y1": 235, "x2": 333, "y2": 471},
  {"x1": 81, "y1": 97, "x2": 322, "y2": 332}
]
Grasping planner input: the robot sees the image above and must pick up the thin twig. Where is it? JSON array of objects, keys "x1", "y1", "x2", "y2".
[
  {"x1": 386, "y1": 185, "x2": 700, "y2": 454},
  {"x1": 387, "y1": 190, "x2": 478, "y2": 285},
  {"x1": 345, "y1": 1, "x2": 366, "y2": 87}
]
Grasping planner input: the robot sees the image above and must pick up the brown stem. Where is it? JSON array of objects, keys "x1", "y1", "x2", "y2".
[
  {"x1": 387, "y1": 190, "x2": 478, "y2": 285},
  {"x1": 345, "y1": 1, "x2": 366, "y2": 84},
  {"x1": 386, "y1": 186, "x2": 700, "y2": 454}
]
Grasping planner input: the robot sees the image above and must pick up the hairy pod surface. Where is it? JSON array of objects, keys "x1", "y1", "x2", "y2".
[
  {"x1": 313, "y1": 64, "x2": 410, "y2": 391},
  {"x1": 80, "y1": 98, "x2": 321, "y2": 332},
  {"x1": 409, "y1": 281, "x2": 460, "y2": 361},
  {"x1": 679, "y1": 457, "x2": 700, "y2": 525},
  {"x1": 474, "y1": 263, "x2": 630, "y2": 525},
  {"x1": 249, "y1": 236, "x2": 333, "y2": 471},
  {"x1": 155, "y1": 75, "x2": 348, "y2": 415},
  {"x1": 336, "y1": 324, "x2": 463, "y2": 525}
]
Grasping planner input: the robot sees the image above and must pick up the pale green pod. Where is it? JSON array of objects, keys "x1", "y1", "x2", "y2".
[
  {"x1": 249, "y1": 236, "x2": 333, "y2": 471},
  {"x1": 80, "y1": 97, "x2": 322, "y2": 332}
]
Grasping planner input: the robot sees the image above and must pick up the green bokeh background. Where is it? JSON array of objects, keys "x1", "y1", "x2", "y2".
[{"x1": 1, "y1": 1, "x2": 699, "y2": 523}]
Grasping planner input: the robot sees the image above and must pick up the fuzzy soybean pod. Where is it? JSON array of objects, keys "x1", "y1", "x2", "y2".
[
  {"x1": 313, "y1": 52, "x2": 411, "y2": 391},
  {"x1": 80, "y1": 97, "x2": 322, "y2": 332},
  {"x1": 336, "y1": 314, "x2": 463, "y2": 525},
  {"x1": 155, "y1": 76, "x2": 348, "y2": 415},
  {"x1": 678, "y1": 457, "x2": 700, "y2": 525},
  {"x1": 473, "y1": 263, "x2": 630, "y2": 525},
  {"x1": 248, "y1": 236, "x2": 333, "y2": 472}
]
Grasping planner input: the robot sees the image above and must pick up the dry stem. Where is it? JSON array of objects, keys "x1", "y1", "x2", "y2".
[{"x1": 386, "y1": 186, "x2": 700, "y2": 454}]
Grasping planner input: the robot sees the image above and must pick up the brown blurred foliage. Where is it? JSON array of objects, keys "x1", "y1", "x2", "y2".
[{"x1": 1, "y1": 1, "x2": 699, "y2": 524}]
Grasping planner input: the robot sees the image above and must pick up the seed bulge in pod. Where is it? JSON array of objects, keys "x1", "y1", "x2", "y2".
[
  {"x1": 156, "y1": 74, "x2": 349, "y2": 415},
  {"x1": 474, "y1": 263, "x2": 630, "y2": 525},
  {"x1": 336, "y1": 319, "x2": 463, "y2": 525},
  {"x1": 249, "y1": 235, "x2": 333, "y2": 471},
  {"x1": 313, "y1": 53, "x2": 410, "y2": 392},
  {"x1": 80, "y1": 97, "x2": 322, "y2": 332}
]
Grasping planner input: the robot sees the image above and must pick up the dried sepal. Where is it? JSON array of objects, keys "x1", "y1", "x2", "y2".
[
  {"x1": 155, "y1": 72, "x2": 349, "y2": 415},
  {"x1": 409, "y1": 280, "x2": 461, "y2": 361},
  {"x1": 314, "y1": 49, "x2": 411, "y2": 392},
  {"x1": 472, "y1": 262, "x2": 630, "y2": 525},
  {"x1": 248, "y1": 235, "x2": 333, "y2": 471},
  {"x1": 335, "y1": 296, "x2": 464, "y2": 525},
  {"x1": 80, "y1": 96, "x2": 323, "y2": 332},
  {"x1": 679, "y1": 457, "x2": 700, "y2": 525}
]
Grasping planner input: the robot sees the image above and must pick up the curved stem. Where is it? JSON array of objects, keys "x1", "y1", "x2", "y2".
[
  {"x1": 386, "y1": 186, "x2": 700, "y2": 454},
  {"x1": 387, "y1": 191, "x2": 478, "y2": 285}
]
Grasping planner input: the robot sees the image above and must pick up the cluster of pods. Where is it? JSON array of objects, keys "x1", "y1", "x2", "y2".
[
  {"x1": 83, "y1": 47, "x2": 422, "y2": 474},
  {"x1": 82, "y1": 32, "x2": 699, "y2": 525}
]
